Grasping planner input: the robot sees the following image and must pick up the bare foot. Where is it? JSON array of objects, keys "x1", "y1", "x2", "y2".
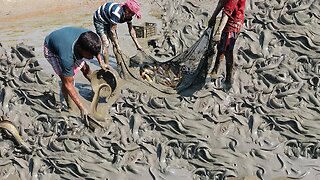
[{"x1": 222, "y1": 80, "x2": 232, "y2": 91}]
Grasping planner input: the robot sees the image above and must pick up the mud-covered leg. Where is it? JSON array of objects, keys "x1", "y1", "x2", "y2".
[
  {"x1": 59, "y1": 76, "x2": 76, "y2": 111},
  {"x1": 100, "y1": 33, "x2": 110, "y2": 65},
  {"x1": 209, "y1": 51, "x2": 224, "y2": 79},
  {"x1": 53, "y1": 84, "x2": 62, "y2": 112},
  {"x1": 224, "y1": 52, "x2": 234, "y2": 90}
]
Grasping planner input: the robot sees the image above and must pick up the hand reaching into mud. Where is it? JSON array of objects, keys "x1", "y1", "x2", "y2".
[
  {"x1": 80, "y1": 108, "x2": 91, "y2": 126},
  {"x1": 101, "y1": 63, "x2": 109, "y2": 71},
  {"x1": 80, "y1": 108, "x2": 88, "y2": 119}
]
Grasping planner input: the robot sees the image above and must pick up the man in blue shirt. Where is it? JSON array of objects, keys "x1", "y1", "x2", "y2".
[
  {"x1": 44, "y1": 27, "x2": 104, "y2": 117},
  {"x1": 93, "y1": 0, "x2": 142, "y2": 66}
]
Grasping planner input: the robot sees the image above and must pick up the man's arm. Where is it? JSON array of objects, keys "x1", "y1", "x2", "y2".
[
  {"x1": 213, "y1": 11, "x2": 229, "y2": 41},
  {"x1": 60, "y1": 75, "x2": 85, "y2": 113},
  {"x1": 127, "y1": 22, "x2": 142, "y2": 50},
  {"x1": 109, "y1": 24, "x2": 122, "y2": 53},
  {"x1": 208, "y1": 0, "x2": 228, "y2": 27},
  {"x1": 96, "y1": 53, "x2": 108, "y2": 71},
  {"x1": 96, "y1": 53, "x2": 104, "y2": 65}
]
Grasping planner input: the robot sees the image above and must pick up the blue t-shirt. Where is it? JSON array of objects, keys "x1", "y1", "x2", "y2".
[{"x1": 45, "y1": 27, "x2": 89, "y2": 77}]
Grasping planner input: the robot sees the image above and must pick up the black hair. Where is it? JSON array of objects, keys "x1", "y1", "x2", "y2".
[{"x1": 77, "y1": 31, "x2": 101, "y2": 56}]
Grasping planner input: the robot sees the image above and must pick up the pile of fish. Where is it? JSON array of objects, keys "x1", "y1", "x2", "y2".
[
  {"x1": 0, "y1": 0, "x2": 320, "y2": 179},
  {"x1": 131, "y1": 27, "x2": 213, "y2": 92}
]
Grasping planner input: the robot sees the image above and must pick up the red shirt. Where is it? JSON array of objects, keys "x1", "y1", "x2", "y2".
[{"x1": 223, "y1": 0, "x2": 246, "y2": 32}]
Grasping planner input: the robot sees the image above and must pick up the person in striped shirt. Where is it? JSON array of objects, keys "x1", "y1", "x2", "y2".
[{"x1": 93, "y1": 0, "x2": 142, "y2": 67}]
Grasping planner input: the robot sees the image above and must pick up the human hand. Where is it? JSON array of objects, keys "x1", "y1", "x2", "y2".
[
  {"x1": 213, "y1": 32, "x2": 221, "y2": 43},
  {"x1": 101, "y1": 63, "x2": 109, "y2": 71},
  {"x1": 80, "y1": 108, "x2": 88, "y2": 119}
]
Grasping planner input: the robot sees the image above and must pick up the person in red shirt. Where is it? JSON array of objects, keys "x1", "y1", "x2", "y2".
[{"x1": 208, "y1": 0, "x2": 246, "y2": 90}]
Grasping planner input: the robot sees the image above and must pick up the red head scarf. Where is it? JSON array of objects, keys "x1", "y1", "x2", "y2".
[{"x1": 125, "y1": 0, "x2": 141, "y2": 19}]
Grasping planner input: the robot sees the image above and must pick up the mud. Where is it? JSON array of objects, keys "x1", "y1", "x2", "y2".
[{"x1": 0, "y1": 0, "x2": 319, "y2": 180}]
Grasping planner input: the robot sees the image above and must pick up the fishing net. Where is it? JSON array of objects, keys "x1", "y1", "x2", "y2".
[{"x1": 129, "y1": 27, "x2": 214, "y2": 93}]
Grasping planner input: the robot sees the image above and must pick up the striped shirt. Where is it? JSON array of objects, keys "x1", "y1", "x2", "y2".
[{"x1": 94, "y1": 2, "x2": 125, "y2": 24}]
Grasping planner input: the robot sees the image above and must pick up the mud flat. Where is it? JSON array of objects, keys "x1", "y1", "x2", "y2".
[{"x1": 0, "y1": 0, "x2": 320, "y2": 180}]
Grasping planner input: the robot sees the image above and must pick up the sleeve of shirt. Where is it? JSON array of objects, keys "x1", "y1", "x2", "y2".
[
  {"x1": 110, "y1": 14, "x2": 120, "y2": 24},
  {"x1": 223, "y1": 0, "x2": 239, "y2": 17}
]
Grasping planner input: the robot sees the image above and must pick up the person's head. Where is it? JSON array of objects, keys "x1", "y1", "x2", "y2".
[
  {"x1": 76, "y1": 31, "x2": 101, "y2": 59},
  {"x1": 124, "y1": 0, "x2": 141, "y2": 19}
]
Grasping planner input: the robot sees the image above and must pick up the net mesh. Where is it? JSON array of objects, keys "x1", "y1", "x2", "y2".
[{"x1": 129, "y1": 28, "x2": 214, "y2": 93}]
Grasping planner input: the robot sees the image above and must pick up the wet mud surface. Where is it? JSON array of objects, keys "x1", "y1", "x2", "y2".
[{"x1": 0, "y1": 0, "x2": 320, "y2": 180}]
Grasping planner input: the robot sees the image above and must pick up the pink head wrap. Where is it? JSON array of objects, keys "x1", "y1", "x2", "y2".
[{"x1": 125, "y1": 0, "x2": 141, "y2": 19}]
